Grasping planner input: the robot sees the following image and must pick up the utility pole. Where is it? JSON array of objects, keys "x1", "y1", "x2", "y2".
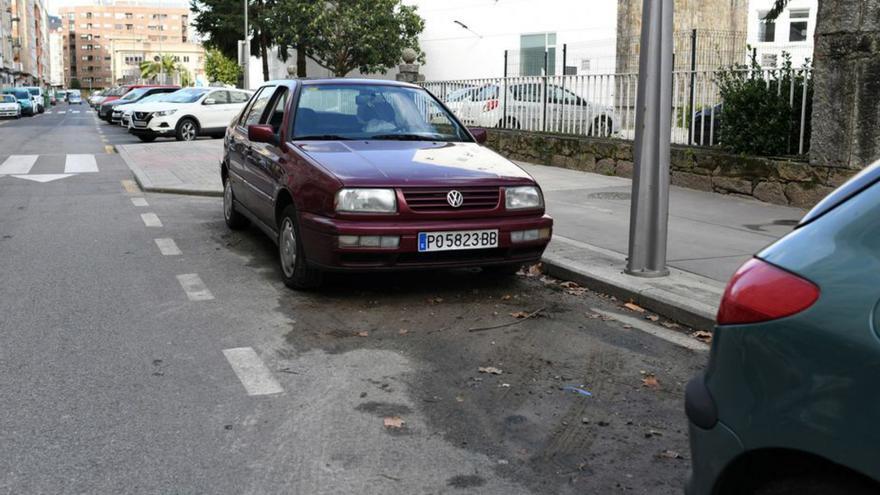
[{"x1": 625, "y1": 0, "x2": 674, "y2": 277}]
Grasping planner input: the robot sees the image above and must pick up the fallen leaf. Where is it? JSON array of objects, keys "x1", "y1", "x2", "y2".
[
  {"x1": 658, "y1": 449, "x2": 683, "y2": 459},
  {"x1": 398, "y1": 329, "x2": 409, "y2": 335},
  {"x1": 624, "y1": 302, "x2": 645, "y2": 313},
  {"x1": 642, "y1": 374, "x2": 661, "y2": 389},
  {"x1": 661, "y1": 321, "x2": 680, "y2": 329},
  {"x1": 522, "y1": 263, "x2": 542, "y2": 277},
  {"x1": 383, "y1": 416, "x2": 405, "y2": 429},
  {"x1": 566, "y1": 287, "x2": 588, "y2": 296},
  {"x1": 586, "y1": 312, "x2": 601, "y2": 319},
  {"x1": 622, "y1": 324, "x2": 633, "y2": 329},
  {"x1": 510, "y1": 311, "x2": 531, "y2": 319},
  {"x1": 692, "y1": 330, "x2": 713, "y2": 342},
  {"x1": 645, "y1": 314, "x2": 660, "y2": 322},
  {"x1": 478, "y1": 366, "x2": 503, "y2": 375},
  {"x1": 455, "y1": 395, "x2": 465, "y2": 402},
  {"x1": 356, "y1": 331, "x2": 369, "y2": 337},
  {"x1": 501, "y1": 294, "x2": 512, "y2": 301},
  {"x1": 559, "y1": 281, "x2": 580, "y2": 289}
]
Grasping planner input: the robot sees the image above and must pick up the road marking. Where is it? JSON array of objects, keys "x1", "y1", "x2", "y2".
[
  {"x1": 155, "y1": 238, "x2": 182, "y2": 256},
  {"x1": 222, "y1": 347, "x2": 284, "y2": 396},
  {"x1": 57, "y1": 110, "x2": 66, "y2": 114},
  {"x1": 131, "y1": 197, "x2": 148, "y2": 206},
  {"x1": 11, "y1": 174, "x2": 75, "y2": 183},
  {"x1": 71, "y1": 110, "x2": 80, "y2": 114},
  {"x1": 64, "y1": 154, "x2": 98, "y2": 173},
  {"x1": 176, "y1": 273, "x2": 214, "y2": 301},
  {"x1": 590, "y1": 308, "x2": 710, "y2": 352},
  {"x1": 141, "y1": 212, "x2": 163, "y2": 227},
  {"x1": 121, "y1": 179, "x2": 139, "y2": 193},
  {"x1": 0, "y1": 155, "x2": 38, "y2": 174},
  {"x1": 104, "y1": 145, "x2": 115, "y2": 154}
]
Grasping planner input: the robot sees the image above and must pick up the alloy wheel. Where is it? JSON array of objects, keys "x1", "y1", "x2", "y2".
[
  {"x1": 223, "y1": 180, "x2": 234, "y2": 220},
  {"x1": 279, "y1": 218, "x2": 297, "y2": 278},
  {"x1": 181, "y1": 122, "x2": 196, "y2": 141}
]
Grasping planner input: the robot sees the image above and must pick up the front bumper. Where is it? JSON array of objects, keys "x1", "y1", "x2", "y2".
[
  {"x1": 130, "y1": 116, "x2": 175, "y2": 135},
  {"x1": 685, "y1": 373, "x2": 744, "y2": 495},
  {"x1": 299, "y1": 212, "x2": 553, "y2": 271},
  {"x1": 0, "y1": 109, "x2": 18, "y2": 117}
]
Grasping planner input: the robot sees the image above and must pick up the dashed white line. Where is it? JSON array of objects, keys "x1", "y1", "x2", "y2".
[
  {"x1": 141, "y1": 212, "x2": 163, "y2": 227},
  {"x1": 176, "y1": 273, "x2": 214, "y2": 301},
  {"x1": 155, "y1": 238, "x2": 182, "y2": 256},
  {"x1": 64, "y1": 154, "x2": 98, "y2": 173},
  {"x1": 222, "y1": 347, "x2": 284, "y2": 396},
  {"x1": 131, "y1": 197, "x2": 148, "y2": 206}
]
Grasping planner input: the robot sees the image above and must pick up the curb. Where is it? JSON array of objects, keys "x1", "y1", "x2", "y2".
[
  {"x1": 541, "y1": 237, "x2": 722, "y2": 332},
  {"x1": 118, "y1": 143, "x2": 223, "y2": 198}
]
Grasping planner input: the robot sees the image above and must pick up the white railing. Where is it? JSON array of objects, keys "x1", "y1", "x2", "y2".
[{"x1": 421, "y1": 68, "x2": 811, "y2": 155}]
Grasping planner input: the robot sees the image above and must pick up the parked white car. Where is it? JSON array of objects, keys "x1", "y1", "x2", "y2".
[
  {"x1": 446, "y1": 82, "x2": 618, "y2": 137},
  {"x1": 128, "y1": 87, "x2": 253, "y2": 142},
  {"x1": 0, "y1": 94, "x2": 21, "y2": 118}
]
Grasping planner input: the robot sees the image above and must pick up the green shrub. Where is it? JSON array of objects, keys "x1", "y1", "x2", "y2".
[{"x1": 715, "y1": 53, "x2": 812, "y2": 156}]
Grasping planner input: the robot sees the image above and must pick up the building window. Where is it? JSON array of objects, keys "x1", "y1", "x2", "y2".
[
  {"x1": 126, "y1": 24, "x2": 133, "y2": 30},
  {"x1": 758, "y1": 11, "x2": 775, "y2": 42},
  {"x1": 104, "y1": 12, "x2": 111, "y2": 18},
  {"x1": 114, "y1": 24, "x2": 123, "y2": 30},
  {"x1": 125, "y1": 12, "x2": 133, "y2": 19},
  {"x1": 789, "y1": 9, "x2": 809, "y2": 42},
  {"x1": 519, "y1": 33, "x2": 556, "y2": 76},
  {"x1": 183, "y1": 56, "x2": 189, "y2": 62}
]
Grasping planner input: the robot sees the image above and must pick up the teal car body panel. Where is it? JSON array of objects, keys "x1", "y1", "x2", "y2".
[
  {"x1": 686, "y1": 164, "x2": 880, "y2": 494},
  {"x1": 1, "y1": 89, "x2": 34, "y2": 115}
]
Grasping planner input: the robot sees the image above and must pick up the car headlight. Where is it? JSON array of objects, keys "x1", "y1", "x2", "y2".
[
  {"x1": 335, "y1": 188, "x2": 397, "y2": 213},
  {"x1": 154, "y1": 109, "x2": 177, "y2": 117},
  {"x1": 505, "y1": 186, "x2": 543, "y2": 210}
]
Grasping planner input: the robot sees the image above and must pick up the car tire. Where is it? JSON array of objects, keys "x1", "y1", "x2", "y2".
[
  {"x1": 176, "y1": 118, "x2": 199, "y2": 141},
  {"x1": 136, "y1": 135, "x2": 157, "y2": 143},
  {"x1": 278, "y1": 205, "x2": 323, "y2": 290},
  {"x1": 222, "y1": 177, "x2": 249, "y2": 230},
  {"x1": 753, "y1": 474, "x2": 877, "y2": 495},
  {"x1": 483, "y1": 263, "x2": 523, "y2": 278}
]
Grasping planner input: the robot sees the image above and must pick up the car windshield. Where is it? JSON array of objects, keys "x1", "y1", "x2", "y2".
[
  {"x1": 292, "y1": 84, "x2": 470, "y2": 142},
  {"x1": 27, "y1": 88, "x2": 39, "y2": 96},
  {"x1": 120, "y1": 88, "x2": 150, "y2": 101},
  {"x1": 11, "y1": 90, "x2": 29, "y2": 99},
  {"x1": 138, "y1": 93, "x2": 172, "y2": 104},
  {"x1": 1, "y1": 95, "x2": 14, "y2": 103},
  {"x1": 164, "y1": 88, "x2": 210, "y2": 103}
]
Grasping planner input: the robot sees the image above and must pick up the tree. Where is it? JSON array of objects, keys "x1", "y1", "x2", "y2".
[
  {"x1": 276, "y1": 0, "x2": 424, "y2": 77},
  {"x1": 271, "y1": 0, "x2": 318, "y2": 77},
  {"x1": 190, "y1": 0, "x2": 286, "y2": 82},
  {"x1": 206, "y1": 48, "x2": 242, "y2": 85},
  {"x1": 140, "y1": 54, "x2": 193, "y2": 86}
]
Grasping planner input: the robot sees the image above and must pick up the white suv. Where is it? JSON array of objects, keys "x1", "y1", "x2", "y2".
[{"x1": 128, "y1": 87, "x2": 253, "y2": 142}]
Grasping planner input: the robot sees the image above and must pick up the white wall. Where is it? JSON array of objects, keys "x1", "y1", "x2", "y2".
[{"x1": 747, "y1": 0, "x2": 816, "y2": 68}]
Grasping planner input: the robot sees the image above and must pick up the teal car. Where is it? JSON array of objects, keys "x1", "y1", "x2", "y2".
[
  {"x1": 1, "y1": 88, "x2": 34, "y2": 116},
  {"x1": 686, "y1": 161, "x2": 880, "y2": 494}
]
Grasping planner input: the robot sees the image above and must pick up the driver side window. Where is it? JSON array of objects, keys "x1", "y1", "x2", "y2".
[{"x1": 207, "y1": 90, "x2": 229, "y2": 104}]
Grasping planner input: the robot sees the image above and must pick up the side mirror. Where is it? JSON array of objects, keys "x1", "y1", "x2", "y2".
[
  {"x1": 469, "y1": 127, "x2": 488, "y2": 144},
  {"x1": 248, "y1": 124, "x2": 276, "y2": 144},
  {"x1": 203, "y1": 98, "x2": 215, "y2": 105}
]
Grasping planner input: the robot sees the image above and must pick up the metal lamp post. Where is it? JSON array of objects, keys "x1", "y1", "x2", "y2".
[
  {"x1": 625, "y1": 0, "x2": 674, "y2": 277},
  {"x1": 242, "y1": 0, "x2": 249, "y2": 89}
]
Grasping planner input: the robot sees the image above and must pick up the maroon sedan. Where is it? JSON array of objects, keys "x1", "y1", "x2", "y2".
[{"x1": 222, "y1": 79, "x2": 552, "y2": 289}]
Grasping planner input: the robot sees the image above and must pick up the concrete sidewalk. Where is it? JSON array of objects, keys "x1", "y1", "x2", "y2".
[
  {"x1": 119, "y1": 141, "x2": 807, "y2": 329},
  {"x1": 117, "y1": 140, "x2": 224, "y2": 196}
]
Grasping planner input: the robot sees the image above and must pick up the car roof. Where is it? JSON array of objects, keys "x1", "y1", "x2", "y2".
[{"x1": 261, "y1": 78, "x2": 420, "y2": 89}]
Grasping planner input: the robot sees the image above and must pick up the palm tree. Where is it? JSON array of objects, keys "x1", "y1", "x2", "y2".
[{"x1": 139, "y1": 54, "x2": 193, "y2": 86}]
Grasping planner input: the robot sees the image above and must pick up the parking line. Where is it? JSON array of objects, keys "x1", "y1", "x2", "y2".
[
  {"x1": 141, "y1": 212, "x2": 163, "y2": 227},
  {"x1": 155, "y1": 238, "x2": 182, "y2": 256},
  {"x1": 176, "y1": 273, "x2": 214, "y2": 301},
  {"x1": 590, "y1": 308, "x2": 709, "y2": 352},
  {"x1": 222, "y1": 347, "x2": 284, "y2": 396},
  {"x1": 131, "y1": 197, "x2": 148, "y2": 206},
  {"x1": 64, "y1": 154, "x2": 98, "y2": 173}
]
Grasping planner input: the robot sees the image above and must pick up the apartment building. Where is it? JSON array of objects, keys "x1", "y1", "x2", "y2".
[
  {"x1": 748, "y1": 0, "x2": 816, "y2": 68},
  {"x1": 59, "y1": 1, "x2": 192, "y2": 89},
  {"x1": 1, "y1": 0, "x2": 49, "y2": 86},
  {"x1": 48, "y1": 14, "x2": 62, "y2": 86},
  {"x1": 110, "y1": 38, "x2": 205, "y2": 85}
]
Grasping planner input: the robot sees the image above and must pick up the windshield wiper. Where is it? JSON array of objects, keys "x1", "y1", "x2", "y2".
[
  {"x1": 293, "y1": 134, "x2": 353, "y2": 141},
  {"x1": 368, "y1": 133, "x2": 451, "y2": 141}
]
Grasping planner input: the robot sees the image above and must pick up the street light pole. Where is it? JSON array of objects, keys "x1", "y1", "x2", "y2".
[
  {"x1": 242, "y1": 0, "x2": 249, "y2": 89},
  {"x1": 625, "y1": 0, "x2": 674, "y2": 277}
]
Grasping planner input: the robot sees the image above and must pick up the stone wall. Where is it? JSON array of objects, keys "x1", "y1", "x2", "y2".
[
  {"x1": 810, "y1": 0, "x2": 880, "y2": 170},
  {"x1": 486, "y1": 129, "x2": 856, "y2": 209}
]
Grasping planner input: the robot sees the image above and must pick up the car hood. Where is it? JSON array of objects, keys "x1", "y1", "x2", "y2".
[
  {"x1": 0, "y1": 102, "x2": 18, "y2": 108},
  {"x1": 133, "y1": 102, "x2": 186, "y2": 112},
  {"x1": 295, "y1": 141, "x2": 534, "y2": 186}
]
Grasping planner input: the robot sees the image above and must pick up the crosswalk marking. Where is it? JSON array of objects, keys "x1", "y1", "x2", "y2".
[
  {"x1": 71, "y1": 110, "x2": 80, "y2": 114},
  {"x1": 64, "y1": 154, "x2": 98, "y2": 173},
  {"x1": 57, "y1": 111, "x2": 66, "y2": 114},
  {"x1": 0, "y1": 155, "x2": 38, "y2": 174}
]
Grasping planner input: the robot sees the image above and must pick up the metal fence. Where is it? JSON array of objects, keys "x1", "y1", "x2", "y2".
[{"x1": 421, "y1": 67, "x2": 812, "y2": 155}]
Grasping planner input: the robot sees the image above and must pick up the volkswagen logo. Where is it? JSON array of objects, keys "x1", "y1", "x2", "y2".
[{"x1": 446, "y1": 190, "x2": 464, "y2": 208}]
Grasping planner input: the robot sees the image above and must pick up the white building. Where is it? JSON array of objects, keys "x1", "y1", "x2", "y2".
[
  {"x1": 245, "y1": 0, "x2": 618, "y2": 86},
  {"x1": 747, "y1": 0, "x2": 817, "y2": 68},
  {"x1": 49, "y1": 23, "x2": 64, "y2": 86}
]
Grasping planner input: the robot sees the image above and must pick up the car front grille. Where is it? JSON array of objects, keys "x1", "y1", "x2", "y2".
[
  {"x1": 133, "y1": 112, "x2": 152, "y2": 121},
  {"x1": 402, "y1": 186, "x2": 500, "y2": 212}
]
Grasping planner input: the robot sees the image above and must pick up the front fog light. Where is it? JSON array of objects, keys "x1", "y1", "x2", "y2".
[
  {"x1": 380, "y1": 236, "x2": 400, "y2": 248},
  {"x1": 339, "y1": 235, "x2": 359, "y2": 247},
  {"x1": 511, "y1": 228, "x2": 551, "y2": 243}
]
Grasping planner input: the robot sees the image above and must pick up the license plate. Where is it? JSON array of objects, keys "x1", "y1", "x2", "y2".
[{"x1": 418, "y1": 229, "x2": 498, "y2": 252}]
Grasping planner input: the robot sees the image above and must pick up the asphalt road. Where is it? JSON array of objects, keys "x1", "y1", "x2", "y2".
[{"x1": 0, "y1": 105, "x2": 707, "y2": 494}]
